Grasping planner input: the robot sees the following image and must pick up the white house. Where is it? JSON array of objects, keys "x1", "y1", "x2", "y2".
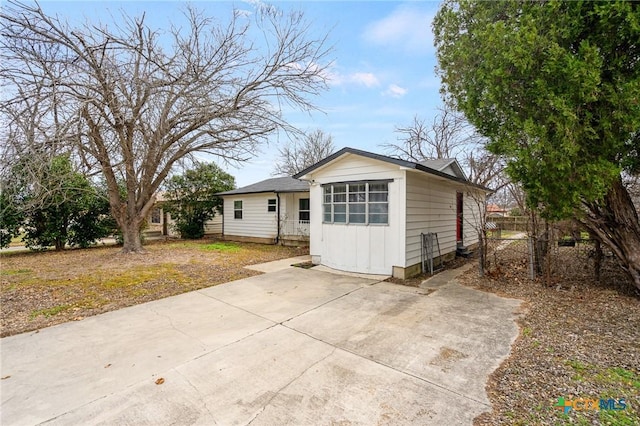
[
  {"x1": 216, "y1": 177, "x2": 310, "y2": 245},
  {"x1": 294, "y1": 147, "x2": 491, "y2": 278}
]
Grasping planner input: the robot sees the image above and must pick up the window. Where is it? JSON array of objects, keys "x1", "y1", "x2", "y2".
[
  {"x1": 322, "y1": 181, "x2": 389, "y2": 225},
  {"x1": 150, "y1": 207, "x2": 161, "y2": 224},
  {"x1": 233, "y1": 200, "x2": 243, "y2": 219},
  {"x1": 267, "y1": 198, "x2": 277, "y2": 212},
  {"x1": 299, "y1": 198, "x2": 310, "y2": 222}
]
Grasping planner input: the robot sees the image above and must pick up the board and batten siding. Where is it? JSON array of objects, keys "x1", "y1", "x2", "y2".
[
  {"x1": 405, "y1": 171, "x2": 459, "y2": 267},
  {"x1": 306, "y1": 154, "x2": 406, "y2": 275},
  {"x1": 222, "y1": 193, "x2": 278, "y2": 240}
]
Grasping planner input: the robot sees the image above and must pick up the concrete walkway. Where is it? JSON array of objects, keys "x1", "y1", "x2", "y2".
[{"x1": 0, "y1": 263, "x2": 521, "y2": 425}]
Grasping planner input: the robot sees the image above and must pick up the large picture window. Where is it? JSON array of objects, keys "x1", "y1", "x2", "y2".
[{"x1": 323, "y1": 181, "x2": 389, "y2": 225}]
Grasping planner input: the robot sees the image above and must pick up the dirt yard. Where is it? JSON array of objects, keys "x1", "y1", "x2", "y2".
[
  {"x1": 460, "y1": 241, "x2": 640, "y2": 425},
  {"x1": 0, "y1": 240, "x2": 307, "y2": 337}
]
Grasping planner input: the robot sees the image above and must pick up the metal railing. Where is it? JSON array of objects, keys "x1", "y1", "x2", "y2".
[{"x1": 280, "y1": 219, "x2": 310, "y2": 237}]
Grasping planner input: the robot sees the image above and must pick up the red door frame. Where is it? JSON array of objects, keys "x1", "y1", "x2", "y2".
[{"x1": 456, "y1": 192, "x2": 463, "y2": 242}]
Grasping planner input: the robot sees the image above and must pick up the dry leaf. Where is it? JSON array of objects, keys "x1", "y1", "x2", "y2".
[{"x1": 155, "y1": 378, "x2": 165, "y2": 385}]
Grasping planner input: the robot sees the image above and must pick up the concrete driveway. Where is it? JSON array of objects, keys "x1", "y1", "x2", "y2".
[{"x1": 1, "y1": 265, "x2": 521, "y2": 425}]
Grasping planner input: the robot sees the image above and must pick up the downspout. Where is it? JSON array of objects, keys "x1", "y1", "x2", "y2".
[{"x1": 275, "y1": 192, "x2": 281, "y2": 245}]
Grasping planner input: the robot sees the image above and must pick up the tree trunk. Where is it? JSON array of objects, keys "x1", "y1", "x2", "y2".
[
  {"x1": 582, "y1": 178, "x2": 640, "y2": 292},
  {"x1": 593, "y1": 238, "x2": 603, "y2": 282},
  {"x1": 120, "y1": 219, "x2": 145, "y2": 253}
]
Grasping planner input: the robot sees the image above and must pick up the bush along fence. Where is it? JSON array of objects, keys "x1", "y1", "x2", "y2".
[{"x1": 479, "y1": 218, "x2": 629, "y2": 288}]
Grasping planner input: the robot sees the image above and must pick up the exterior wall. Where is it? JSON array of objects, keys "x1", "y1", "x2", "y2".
[
  {"x1": 405, "y1": 171, "x2": 459, "y2": 268},
  {"x1": 204, "y1": 215, "x2": 223, "y2": 235},
  {"x1": 221, "y1": 191, "x2": 309, "y2": 243},
  {"x1": 146, "y1": 205, "x2": 223, "y2": 237},
  {"x1": 222, "y1": 193, "x2": 279, "y2": 241},
  {"x1": 463, "y1": 189, "x2": 485, "y2": 247},
  {"x1": 279, "y1": 192, "x2": 311, "y2": 242},
  {"x1": 306, "y1": 154, "x2": 405, "y2": 275},
  {"x1": 405, "y1": 172, "x2": 487, "y2": 270}
]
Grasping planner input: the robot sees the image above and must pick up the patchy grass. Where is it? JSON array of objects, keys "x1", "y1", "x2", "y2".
[
  {"x1": 164, "y1": 241, "x2": 241, "y2": 252},
  {"x1": 0, "y1": 239, "x2": 307, "y2": 337},
  {"x1": 30, "y1": 304, "x2": 71, "y2": 319},
  {"x1": 0, "y1": 268, "x2": 32, "y2": 276}
]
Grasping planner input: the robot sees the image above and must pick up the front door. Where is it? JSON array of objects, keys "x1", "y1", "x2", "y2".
[{"x1": 456, "y1": 192, "x2": 463, "y2": 242}]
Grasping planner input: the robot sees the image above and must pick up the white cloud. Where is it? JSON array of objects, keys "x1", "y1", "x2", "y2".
[
  {"x1": 324, "y1": 63, "x2": 380, "y2": 88},
  {"x1": 350, "y1": 72, "x2": 380, "y2": 88},
  {"x1": 363, "y1": 5, "x2": 434, "y2": 54},
  {"x1": 383, "y1": 84, "x2": 407, "y2": 98}
]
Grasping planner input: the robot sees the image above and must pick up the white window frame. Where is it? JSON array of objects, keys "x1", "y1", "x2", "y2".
[
  {"x1": 267, "y1": 198, "x2": 277, "y2": 213},
  {"x1": 233, "y1": 200, "x2": 243, "y2": 219},
  {"x1": 322, "y1": 180, "x2": 389, "y2": 225},
  {"x1": 150, "y1": 207, "x2": 162, "y2": 224},
  {"x1": 299, "y1": 198, "x2": 310, "y2": 222}
]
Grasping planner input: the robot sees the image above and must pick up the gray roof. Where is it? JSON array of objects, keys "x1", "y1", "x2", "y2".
[
  {"x1": 216, "y1": 176, "x2": 309, "y2": 196},
  {"x1": 293, "y1": 147, "x2": 491, "y2": 192},
  {"x1": 419, "y1": 158, "x2": 467, "y2": 179}
]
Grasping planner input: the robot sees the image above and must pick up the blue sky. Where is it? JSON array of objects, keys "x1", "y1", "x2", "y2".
[{"x1": 36, "y1": 1, "x2": 443, "y2": 187}]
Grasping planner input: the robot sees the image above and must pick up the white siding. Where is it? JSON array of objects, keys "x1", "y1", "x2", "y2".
[
  {"x1": 405, "y1": 171, "x2": 459, "y2": 267},
  {"x1": 204, "y1": 214, "x2": 223, "y2": 234},
  {"x1": 279, "y1": 192, "x2": 311, "y2": 222},
  {"x1": 222, "y1": 193, "x2": 278, "y2": 239},
  {"x1": 463, "y1": 189, "x2": 485, "y2": 246},
  {"x1": 306, "y1": 154, "x2": 405, "y2": 275}
]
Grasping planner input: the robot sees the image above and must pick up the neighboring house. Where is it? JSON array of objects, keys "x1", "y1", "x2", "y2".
[
  {"x1": 294, "y1": 147, "x2": 492, "y2": 278},
  {"x1": 216, "y1": 177, "x2": 310, "y2": 245},
  {"x1": 146, "y1": 193, "x2": 223, "y2": 237},
  {"x1": 486, "y1": 203, "x2": 509, "y2": 217}
]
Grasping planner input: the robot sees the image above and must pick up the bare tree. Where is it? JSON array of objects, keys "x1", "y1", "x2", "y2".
[
  {"x1": 384, "y1": 104, "x2": 506, "y2": 190},
  {"x1": 273, "y1": 129, "x2": 334, "y2": 176},
  {"x1": 463, "y1": 149, "x2": 507, "y2": 190},
  {"x1": 1, "y1": 1, "x2": 331, "y2": 252},
  {"x1": 384, "y1": 105, "x2": 473, "y2": 161}
]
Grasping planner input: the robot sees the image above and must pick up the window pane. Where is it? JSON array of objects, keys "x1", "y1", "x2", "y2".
[
  {"x1": 369, "y1": 213, "x2": 388, "y2": 224},
  {"x1": 349, "y1": 213, "x2": 366, "y2": 223},
  {"x1": 369, "y1": 182, "x2": 388, "y2": 192},
  {"x1": 234, "y1": 201, "x2": 242, "y2": 209},
  {"x1": 333, "y1": 193, "x2": 346, "y2": 203},
  {"x1": 369, "y1": 192, "x2": 388, "y2": 202},
  {"x1": 151, "y1": 208, "x2": 161, "y2": 224},
  {"x1": 267, "y1": 199, "x2": 276, "y2": 212},
  {"x1": 334, "y1": 204, "x2": 346, "y2": 214},
  {"x1": 299, "y1": 198, "x2": 310, "y2": 210},
  {"x1": 334, "y1": 213, "x2": 346, "y2": 223},
  {"x1": 349, "y1": 193, "x2": 366, "y2": 202},
  {"x1": 299, "y1": 211, "x2": 310, "y2": 221},
  {"x1": 323, "y1": 204, "x2": 332, "y2": 223},
  {"x1": 234, "y1": 211, "x2": 243, "y2": 219},
  {"x1": 349, "y1": 203, "x2": 365, "y2": 213},
  {"x1": 333, "y1": 184, "x2": 346, "y2": 193},
  {"x1": 369, "y1": 203, "x2": 388, "y2": 214}
]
